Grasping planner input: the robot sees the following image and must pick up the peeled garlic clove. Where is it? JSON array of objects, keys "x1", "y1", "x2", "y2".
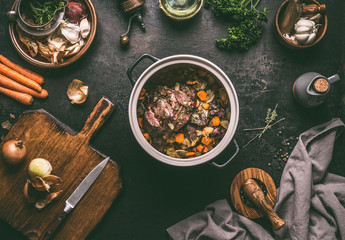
[
  {"x1": 304, "y1": 32, "x2": 317, "y2": 45},
  {"x1": 295, "y1": 26, "x2": 312, "y2": 34},
  {"x1": 295, "y1": 19, "x2": 315, "y2": 30},
  {"x1": 67, "y1": 79, "x2": 89, "y2": 104},
  {"x1": 295, "y1": 33, "x2": 310, "y2": 43},
  {"x1": 80, "y1": 18, "x2": 90, "y2": 38}
]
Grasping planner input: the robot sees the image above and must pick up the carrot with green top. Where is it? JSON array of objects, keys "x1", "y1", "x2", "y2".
[
  {"x1": 197, "y1": 91, "x2": 207, "y2": 101},
  {"x1": 0, "y1": 86, "x2": 33, "y2": 105},
  {"x1": 0, "y1": 55, "x2": 44, "y2": 85},
  {"x1": 0, "y1": 74, "x2": 48, "y2": 98}
]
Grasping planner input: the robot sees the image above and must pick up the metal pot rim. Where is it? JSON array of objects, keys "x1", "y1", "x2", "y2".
[{"x1": 128, "y1": 54, "x2": 239, "y2": 167}]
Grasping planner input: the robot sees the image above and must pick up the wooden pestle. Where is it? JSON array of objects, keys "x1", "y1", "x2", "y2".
[{"x1": 242, "y1": 178, "x2": 286, "y2": 231}]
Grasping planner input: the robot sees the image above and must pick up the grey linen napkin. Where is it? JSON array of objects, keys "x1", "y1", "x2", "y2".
[{"x1": 167, "y1": 118, "x2": 345, "y2": 240}]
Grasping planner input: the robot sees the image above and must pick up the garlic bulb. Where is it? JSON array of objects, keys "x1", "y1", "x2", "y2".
[{"x1": 294, "y1": 19, "x2": 319, "y2": 45}]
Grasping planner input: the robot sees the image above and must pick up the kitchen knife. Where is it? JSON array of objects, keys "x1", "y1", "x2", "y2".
[{"x1": 40, "y1": 157, "x2": 110, "y2": 240}]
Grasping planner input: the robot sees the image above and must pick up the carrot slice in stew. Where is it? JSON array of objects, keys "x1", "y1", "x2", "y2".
[
  {"x1": 202, "y1": 137, "x2": 212, "y2": 145},
  {"x1": 197, "y1": 91, "x2": 207, "y2": 101},
  {"x1": 138, "y1": 118, "x2": 143, "y2": 128},
  {"x1": 143, "y1": 133, "x2": 150, "y2": 141},
  {"x1": 202, "y1": 103, "x2": 209, "y2": 110},
  {"x1": 175, "y1": 133, "x2": 184, "y2": 143},
  {"x1": 196, "y1": 144, "x2": 204, "y2": 152},
  {"x1": 185, "y1": 152, "x2": 195, "y2": 157},
  {"x1": 212, "y1": 116, "x2": 220, "y2": 126}
]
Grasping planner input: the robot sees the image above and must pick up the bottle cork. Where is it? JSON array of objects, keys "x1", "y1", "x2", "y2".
[{"x1": 313, "y1": 78, "x2": 329, "y2": 93}]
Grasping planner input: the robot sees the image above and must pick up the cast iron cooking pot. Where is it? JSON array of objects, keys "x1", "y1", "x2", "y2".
[{"x1": 128, "y1": 54, "x2": 239, "y2": 167}]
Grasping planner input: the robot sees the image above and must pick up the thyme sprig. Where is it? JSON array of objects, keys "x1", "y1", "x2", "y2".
[{"x1": 243, "y1": 104, "x2": 285, "y2": 148}]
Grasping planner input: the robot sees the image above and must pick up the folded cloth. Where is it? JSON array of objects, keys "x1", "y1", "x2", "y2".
[{"x1": 167, "y1": 118, "x2": 345, "y2": 240}]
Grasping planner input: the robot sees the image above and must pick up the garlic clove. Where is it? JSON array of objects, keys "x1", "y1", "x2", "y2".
[
  {"x1": 295, "y1": 19, "x2": 315, "y2": 30},
  {"x1": 295, "y1": 33, "x2": 310, "y2": 43},
  {"x1": 304, "y1": 32, "x2": 317, "y2": 45},
  {"x1": 295, "y1": 26, "x2": 312, "y2": 34},
  {"x1": 79, "y1": 18, "x2": 90, "y2": 39}
]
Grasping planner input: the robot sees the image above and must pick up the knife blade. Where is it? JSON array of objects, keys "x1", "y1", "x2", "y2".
[{"x1": 40, "y1": 157, "x2": 110, "y2": 240}]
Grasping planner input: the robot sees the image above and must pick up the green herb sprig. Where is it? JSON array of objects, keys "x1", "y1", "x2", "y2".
[
  {"x1": 242, "y1": 104, "x2": 285, "y2": 148},
  {"x1": 29, "y1": 0, "x2": 66, "y2": 26},
  {"x1": 205, "y1": 0, "x2": 268, "y2": 51}
]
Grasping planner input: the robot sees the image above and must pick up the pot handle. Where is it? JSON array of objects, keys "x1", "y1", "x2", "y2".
[
  {"x1": 210, "y1": 139, "x2": 239, "y2": 168},
  {"x1": 127, "y1": 53, "x2": 160, "y2": 85}
]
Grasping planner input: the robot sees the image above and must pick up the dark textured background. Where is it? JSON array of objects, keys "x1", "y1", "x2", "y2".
[{"x1": 0, "y1": 0, "x2": 344, "y2": 239}]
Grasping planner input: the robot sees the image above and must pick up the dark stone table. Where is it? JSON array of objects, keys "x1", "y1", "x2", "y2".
[{"x1": 1, "y1": 0, "x2": 344, "y2": 239}]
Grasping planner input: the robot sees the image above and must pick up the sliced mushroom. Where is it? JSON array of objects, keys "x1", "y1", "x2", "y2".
[{"x1": 67, "y1": 79, "x2": 88, "y2": 104}]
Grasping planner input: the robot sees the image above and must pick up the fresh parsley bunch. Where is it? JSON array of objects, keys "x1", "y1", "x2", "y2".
[{"x1": 205, "y1": 0, "x2": 268, "y2": 51}]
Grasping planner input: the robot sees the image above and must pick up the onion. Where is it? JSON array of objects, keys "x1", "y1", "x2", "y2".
[
  {"x1": 65, "y1": 1, "x2": 87, "y2": 23},
  {"x1": 28, "y1": 158, "x2": 52, "y2": 178},
  {"x1": 1, "y1": 140, "x2": 27, "y2": 164}
]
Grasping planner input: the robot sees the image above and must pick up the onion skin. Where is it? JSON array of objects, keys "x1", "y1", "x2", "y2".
[
  {"x1": 66, "y1": 1, "x2": 87, "y2": 23},
  {"x1": 1, "y1": 140, "x2": 27, "y2": 165}
]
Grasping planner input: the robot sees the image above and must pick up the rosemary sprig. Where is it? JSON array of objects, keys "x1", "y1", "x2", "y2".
[{"x1": 242, "y1": 104, "x2": 285, "y2": 148}]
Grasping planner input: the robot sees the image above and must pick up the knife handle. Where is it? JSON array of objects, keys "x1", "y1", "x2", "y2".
[
  {"x1": 77, "y1": 96, "x2": 115, "y2": 142},
  {"x1": 40, "y1": 211, "x2": 68, "y2": 240}
]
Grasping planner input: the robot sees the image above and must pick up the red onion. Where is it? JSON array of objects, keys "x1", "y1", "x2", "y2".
[{"x1": 65, "y1": 1, "x2": 87, "y2": 23}]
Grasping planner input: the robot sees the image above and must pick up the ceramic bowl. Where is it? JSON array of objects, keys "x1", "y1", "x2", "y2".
[
  {"x1": 274, "y1": 0, "x2": 327, "y2": 49},
  {"x1": 8, "y1": 0, "x2": 97, "y2": 68}
]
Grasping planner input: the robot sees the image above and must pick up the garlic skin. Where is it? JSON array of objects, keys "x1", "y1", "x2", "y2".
[
  {"x1": 61, "y1": 21, "x2": 81, "y2": 44},
  {"x1": 79, "y1": 18, "x2": 90, "y2": 38}
]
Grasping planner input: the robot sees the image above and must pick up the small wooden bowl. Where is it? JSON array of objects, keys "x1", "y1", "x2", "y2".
[
  {"x1": 8, "y1": 0, "x2": 97, "y2": 68},
  {"x1": 274, "y1": 0, "x2": 327, "y2": 49}
]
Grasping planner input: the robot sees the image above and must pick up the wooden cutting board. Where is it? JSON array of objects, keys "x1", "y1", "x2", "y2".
[{"x1": 0, "y1": 97, "x2": 122, "y2": 240}]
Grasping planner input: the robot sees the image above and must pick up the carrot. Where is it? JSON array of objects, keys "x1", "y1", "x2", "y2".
[
  {"x1": 202, "y1": 147, "x2": 209, "y2": 153},
  {"x1": 202, "y1": 103, "x2": 209, "y2": 110},
  {"x1": 186, "y1": 81, "x2": 196, "y2": 85},
  {"x1": 0, "y1": 74, "x2": 47, "y2": 98},
  {"x1": 175, "y1": 133, "x2": 184, "y2": 143},
  {"x1": 197, "y1": 91, "x2": 207, "y2": 101},
  {"x1": 196, "y1": 144, "x2": 204, "y2": 152},
  {"x1": 202, "y1": 136, "x2": 212, "y2": 145},
  {"x1": 140, "y1": 88, "x2": 146, "y2": 96},
  {"x1": 0, "y1": 63, "x2": 42, "y2": 92},
  {"x1": 0, "y1": 86, "x2": 33, "y2": 105},
  {"x1": 212, "y1": 116, "x2": 220, "y2": 126},
  {"x1": 0, "y1": 55, "x2": 44, "y2": 85},
  {"x1": 185, "y1": 152, "x2": 195, "y2": 157},
  {"x1": 138, "y1": 118, "x2": 143, "y2": 128},
  {"x1": 143, "y1": 133, "x2": 150, "y2": 141}
]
